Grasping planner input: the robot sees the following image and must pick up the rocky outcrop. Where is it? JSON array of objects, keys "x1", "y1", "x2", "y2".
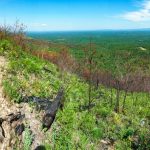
[
  {"x1": 23, "y1": 88, "x2": 64, "y2": 131},
  {"x1": 0, "y1": 57, "x2": 26, "y2": 149},
  {"x1": 0, "y1": 56, "x2": 64, "y2": 149},
  {"x1": 42, "y1": 88, "x2": 64, "y2": 130}
]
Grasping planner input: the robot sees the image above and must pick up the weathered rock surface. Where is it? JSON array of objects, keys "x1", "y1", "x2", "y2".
[
  {"x1": 0, "y1": 57, "x2": 25, "y2": 149},
  {"x1": 15, "y1": 123, "x2": 25, "y2": 136},
  {"x1": 0, "y1": 126, "x2": 5, "y2": 143},
  {"x1": 0, "y1": 56, "x2": 64, "y2": 149}
]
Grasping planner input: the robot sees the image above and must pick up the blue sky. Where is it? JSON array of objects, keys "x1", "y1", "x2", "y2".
[{"x1": 0, "y1": 0, "x2": 150, "y2": 31}]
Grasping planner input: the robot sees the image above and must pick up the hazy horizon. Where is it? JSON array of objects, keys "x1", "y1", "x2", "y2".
[{"x1": 26, "y1": 28, "x2": 150, "y2": 32}]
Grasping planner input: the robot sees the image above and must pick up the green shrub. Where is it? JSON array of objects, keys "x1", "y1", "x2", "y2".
[
  {"x1": 3, "y1": 78, "x2": 22, "y2": 103},
  {"x1": 0, "y1": 40, "x2": 13, "y2": 55},
  {"x1": 97, "y1": 107, "x2": 111, "y2": 118},
  {"x1": 92, "y1": 127, "x2": 103, "y2": 139}
]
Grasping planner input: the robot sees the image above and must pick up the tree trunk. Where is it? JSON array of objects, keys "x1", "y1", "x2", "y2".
[
  {"x1": 88, "y1": 74, "x2": 92, "y2": 110},
  {"x1": 122, "y1": 89, "x2": 128, "y2": 112},
  {"x1": 114, "y1": 81, "x2": 120, "y2": 113},
  {"x1": 110, "y1": 88, "x2": 113, "y2": 107}
]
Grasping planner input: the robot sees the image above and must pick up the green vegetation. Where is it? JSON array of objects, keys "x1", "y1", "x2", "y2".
[
  {"x1": 0, "y1": 28, "x2": 150, "y2": 149},
  {"x1": 28, "y1": 31, "x2": 150, "y2": 75},
  {"x1": 23, "y1": 127, "x2": 33, "y2": 150}
]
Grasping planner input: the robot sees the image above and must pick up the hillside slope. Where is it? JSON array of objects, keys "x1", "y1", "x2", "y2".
[{"x1": 0, "y1": 39, "x2": 149, "y2": 150}]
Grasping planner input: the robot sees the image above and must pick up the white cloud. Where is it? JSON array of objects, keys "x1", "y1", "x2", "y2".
[
  {"x1": 41, "y1": 23, "x2": 48, "y2": 27},
  {"x1": 122, "y1": 0, "x2": 150, "y2": 22},
  {"x1": 30, "y1": 23, "x2": 48, "y2": 27}
]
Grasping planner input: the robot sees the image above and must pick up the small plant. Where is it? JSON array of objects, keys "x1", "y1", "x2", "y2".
[
  {"x1": 92, "y1": 127, "x2": 103, "y2": 139},
  {"x1": 23, "y1": 127, "x2": 33, "y2": 150}
]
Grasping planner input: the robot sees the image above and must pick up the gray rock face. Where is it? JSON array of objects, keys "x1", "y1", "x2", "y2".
[
  {"x1": 8, "y1": 112, "x2": 25, "y2": 124},
  {"x1": 0, "y1": 126, "x2": 5, "y2": 143},
  {"x1": 15, "y1": 123, "x2": 25, "y2": 136},
  {"x1": 0, "y1": 118, "x2": 5, "y2": 143}
]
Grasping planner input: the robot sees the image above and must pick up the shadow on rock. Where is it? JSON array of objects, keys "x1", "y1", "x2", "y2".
[{"x1": 23, "y1": 96, "x2": 52, "y2": 111}]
